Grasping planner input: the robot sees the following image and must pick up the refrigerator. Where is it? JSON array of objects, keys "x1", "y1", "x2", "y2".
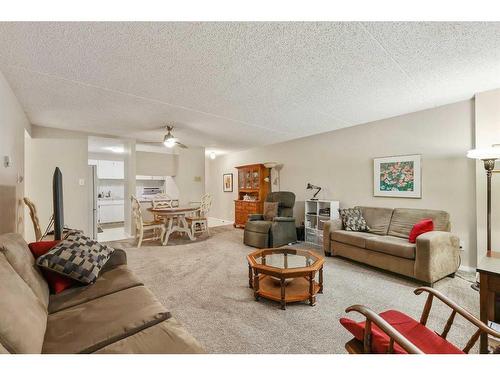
[{"x1": 87, "y1": 165, "x2": 98, "y2": 240}]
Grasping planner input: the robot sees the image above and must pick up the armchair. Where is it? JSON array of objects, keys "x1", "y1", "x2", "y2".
[{"x1": 243, "y1": 192, "x2": 297, "y2": 248}]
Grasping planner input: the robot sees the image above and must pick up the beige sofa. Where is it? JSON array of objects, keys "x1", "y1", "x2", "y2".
[
  {"x1": 0, "y1": 233, "x2": 204, "y2": 354},
  {"x1": 323, "y1": 207, "x2": 460, "y2": 286}
]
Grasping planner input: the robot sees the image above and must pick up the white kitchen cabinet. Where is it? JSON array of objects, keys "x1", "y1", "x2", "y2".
[
  {"x1": 97, "y1": 160, "x2": 124, "y2": 180},
  {"x1": 98, "y1": 200, "x2": 125, "y2": 223}
]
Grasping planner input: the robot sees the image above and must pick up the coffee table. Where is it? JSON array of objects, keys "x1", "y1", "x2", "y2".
[{"x1": 246, "y1": 247, "x2": 324, "y2": 310}]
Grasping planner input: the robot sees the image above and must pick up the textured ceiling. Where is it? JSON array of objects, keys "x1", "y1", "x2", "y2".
[{"x1": 1, "y1": 22, "x2": 500, "y2": 152}]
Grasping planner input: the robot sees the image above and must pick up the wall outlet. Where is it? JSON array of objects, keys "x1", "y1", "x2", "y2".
[{"x1": 79, "y1": 178, "x2": 85, "y2": 186}]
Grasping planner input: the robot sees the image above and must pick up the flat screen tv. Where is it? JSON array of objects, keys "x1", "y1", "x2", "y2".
[{"x1": 53, "y1": 167, "x2": 64, "y2": 240}]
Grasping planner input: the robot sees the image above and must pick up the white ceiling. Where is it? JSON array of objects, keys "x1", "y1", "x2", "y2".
[{"x1": 1, "y1": 22, "x2": 500, "y2": 152}]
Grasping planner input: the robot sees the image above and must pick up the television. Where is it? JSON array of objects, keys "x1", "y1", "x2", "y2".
[{"x1": 52, "y1": 167, "x2": 64, "y2": 240}]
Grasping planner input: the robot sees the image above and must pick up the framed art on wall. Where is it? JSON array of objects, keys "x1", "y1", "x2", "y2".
[
  {"x1": 223, "y1": 173, "x2": 233, "y2": 192},
  {"x1": 373, "y1": 154, "x2": 421, "y2": 198}
]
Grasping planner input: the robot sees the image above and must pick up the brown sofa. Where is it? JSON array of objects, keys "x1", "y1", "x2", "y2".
[
  {"x1": 323, "y1": 207, "x2": 460, "y2": 286},
  {"x1": 0, "y1": 233, "x2": 204, "y2": 354}
]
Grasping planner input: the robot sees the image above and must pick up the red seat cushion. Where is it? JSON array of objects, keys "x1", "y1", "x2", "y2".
[
  {"x1": 408, "y1": 219, "x2": 434, "y2": 243},
  {"x1": 29, "y1": 241, "x2": 76, "y2": 294},
  {"x1": 340, "y1": 310, "x2": 464, "y2": 354}
]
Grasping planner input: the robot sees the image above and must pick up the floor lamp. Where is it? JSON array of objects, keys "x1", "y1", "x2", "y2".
[{"x1": 467, "y1": 146, "x2": 500, "y2": 290}]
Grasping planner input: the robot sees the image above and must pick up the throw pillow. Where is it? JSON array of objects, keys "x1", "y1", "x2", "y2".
[
  {"x1": 36, "y1": 233, "x2": 115, "y2": 284},
  {"x1": 263, "y1": 201, "x2": 279, "y2": 221},
  {"x1": 408, "y1": 219, "x2": 434, "y2": 243},
  {"x1": 28, "y1": 241, "x2": 77, "y2": 294},
  {"x1": 338, "y1": 208, "x2": 370, "y2": 232}
]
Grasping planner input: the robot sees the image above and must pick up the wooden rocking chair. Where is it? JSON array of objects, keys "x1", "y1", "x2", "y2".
[{"x1": 341, "y1": 287, "x2": 500, "y2": 354}]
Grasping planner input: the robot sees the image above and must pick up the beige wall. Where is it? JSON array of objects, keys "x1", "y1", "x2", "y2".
[
  {"x1": 175, "y1": 147, "x2": 205, "y2": 205},
  {"x1": 207, "y1": 100, "x2": 477, "y2": 268},
  {"x1": 474, "y1": 88, "x2": 500, "y2": 264},
  {"x1": 26, "y1": 125, "x2": 89, "y2": 241},
  {"x1": 136, "y1": 151, "x2": 177, "y2": 177},
  {"x1": 0, "y1": 71, "x2": 31, "y2": 235}
]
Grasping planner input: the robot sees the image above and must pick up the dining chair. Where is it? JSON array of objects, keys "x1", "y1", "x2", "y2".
[
  {"x1": 186, "y1": 193, "x2": 213, "y2": 237},
  {"x1": 131, "y1": 195, "x2": 165, "y2": 247},
  {"x1": 151, "y1": 194, "x2": 179, "y2": 221},
  {"x1": 23, "y1": 197, "x2": 43, "y2": 241}
]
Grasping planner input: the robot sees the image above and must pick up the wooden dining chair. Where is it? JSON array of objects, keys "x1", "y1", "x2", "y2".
[
  {"x1": 131, "y1": 195, "x2": 165, "y2": 247},
  {"x1": 23, "y1": 197, "x2": 43, "y2": 241},
  {"x1": 151, "y1": 194, "x2": 179, "y2": 221},
  {"x1": 186, "y1": 193, "x2": 213, "y2": 237}
]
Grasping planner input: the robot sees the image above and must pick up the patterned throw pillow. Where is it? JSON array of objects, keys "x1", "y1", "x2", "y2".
[
  {"x1": 36, "y1": 233, "x2": 114, "y2": 284},
  {"x1": 338, "y1": 208, "x2": 370, "y2": 232},
  {"x1": 263, "y1": 201, "x2": 279, "y2": 221}
]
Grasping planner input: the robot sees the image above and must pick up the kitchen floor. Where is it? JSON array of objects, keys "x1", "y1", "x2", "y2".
[{"x1": 98, "y1": 225, "x2": 130, "y2": 242}]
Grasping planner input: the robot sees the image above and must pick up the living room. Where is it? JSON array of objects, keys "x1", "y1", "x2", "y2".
[{"x1": 1, "y1": 1, "x2": 500, "y2": 373}]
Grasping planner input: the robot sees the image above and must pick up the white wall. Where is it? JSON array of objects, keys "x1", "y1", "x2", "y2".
[
  {"x1": 26, "y1": 125, "x2": 89, "y2": 241},
  {"x1": 474, "y1": 88, "x2": 500, "y2": 264},
  {"x1": 0, "y1": 70, "x2": 31, "y2": 234},
  {"x1": 206, "y1": 100, "x2": 477, "y2": 268},
  {"x1": 136, "y1": 151, "x2": 177, "y2": 176},
  {"x1": 175, "y1": 147, "x2": 205, "y2": 205}
]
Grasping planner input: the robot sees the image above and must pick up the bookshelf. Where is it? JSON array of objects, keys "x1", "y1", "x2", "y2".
[{"x1": 304, "y1": 199, "x2": 340, "y2": 247}]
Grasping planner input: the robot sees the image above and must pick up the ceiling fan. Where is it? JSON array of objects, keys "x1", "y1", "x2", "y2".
[{"x1": 145, "y1": 125, "x2": 188, "y2": 149}]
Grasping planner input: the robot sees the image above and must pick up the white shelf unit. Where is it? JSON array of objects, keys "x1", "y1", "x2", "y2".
[{"x1": 304, "y1": 199, "x2": 340, "y2": 247}]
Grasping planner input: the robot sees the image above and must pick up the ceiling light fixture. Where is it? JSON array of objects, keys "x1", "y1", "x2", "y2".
[
  {"x1": 163, "y1": 138, "x2": 177, "y2": 148},
  {"x1": 209, "y1": 152, "x2": 216, "y2": 160}
]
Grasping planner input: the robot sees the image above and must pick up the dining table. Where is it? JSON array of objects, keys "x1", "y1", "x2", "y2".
[{"x1": 148, "y1": 206, "x2": 200, "y2": 245}]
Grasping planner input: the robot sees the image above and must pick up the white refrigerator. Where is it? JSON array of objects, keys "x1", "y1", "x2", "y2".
[{"x1": 87, "y1": 165, "x2": 98, "y2": 240}]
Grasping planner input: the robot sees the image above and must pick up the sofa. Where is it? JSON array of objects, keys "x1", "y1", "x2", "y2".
[
  {"x1": 323, "y1": 207, "x2": 460, "y2": 286},
  {"x1": 0, "y1": 233, "x2": 204, "y2": 354},
  {"x1": 243, "y1": 192, "x2": 297, "y2": 248}
]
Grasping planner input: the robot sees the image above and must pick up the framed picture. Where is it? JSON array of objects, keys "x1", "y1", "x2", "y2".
[
  {"x1": 373, "y1": 154, "x2": 421, "y2": 198},
  {"x1": 223, "y1": 173, "x2": 233, "y2": 192}
]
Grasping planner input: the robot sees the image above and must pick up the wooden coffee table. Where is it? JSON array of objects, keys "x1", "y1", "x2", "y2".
[{"x1": 246, "y1": 247, "x2": 324, "y2": 310}]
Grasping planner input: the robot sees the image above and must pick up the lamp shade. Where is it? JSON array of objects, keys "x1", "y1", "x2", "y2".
[{"x1": 467, "y1": 147, "x2": 500, "y2": 160}]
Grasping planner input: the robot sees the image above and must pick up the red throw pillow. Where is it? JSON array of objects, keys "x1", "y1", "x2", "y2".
[
  {"x1": 28, "y1": 241, "x2": 76, "y2": 294},
  {"x1": 408, "y1": 219, "x2": 434, "y2": 243}
]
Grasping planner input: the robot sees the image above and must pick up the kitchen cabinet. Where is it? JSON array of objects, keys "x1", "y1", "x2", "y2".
[
  {"x1": 97, "y1": 160, "x2": 124, "y2": 180},
  {"x1": 98, "y1": 200, "x2": 124, "y2": 223}
]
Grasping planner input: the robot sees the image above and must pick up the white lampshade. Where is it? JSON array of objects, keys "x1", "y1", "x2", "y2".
[{"x1": 467, "y1": 147, "x2": 500, "y2": 160}]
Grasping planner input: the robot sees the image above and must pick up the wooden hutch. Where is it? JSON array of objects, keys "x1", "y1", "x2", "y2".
[{"x1": 234, "y1": 163, "x2": 270, "y2": 228}]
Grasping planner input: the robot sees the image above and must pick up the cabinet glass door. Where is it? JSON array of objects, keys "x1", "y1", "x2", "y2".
[
  {"x1": 252, "y1": 169, "x2": 259, "y2": 189},
  {"x1": 238, "y1": 171, "x2": 244, "y2": 189},
  {"x1": 246, "y1": 169, "x2": 251, "y2": 188}
]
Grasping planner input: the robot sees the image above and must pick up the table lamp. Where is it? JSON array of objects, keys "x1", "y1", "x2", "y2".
[{"x1": 306, "y1": 183, "x2": 322, "y2": 200}]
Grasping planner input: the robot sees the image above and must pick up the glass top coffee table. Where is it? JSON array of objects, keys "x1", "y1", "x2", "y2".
[{"x1": 246, "y1": 247, "x2": 324, "y2": 310}]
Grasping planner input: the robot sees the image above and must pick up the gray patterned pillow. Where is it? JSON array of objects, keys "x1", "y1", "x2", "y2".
[
  {"x1": 338, "y1": 208, "x2": 370, "y2": 232},
  {"x1": 36, "y1": 233, "x2": 114, "y2": 284}
]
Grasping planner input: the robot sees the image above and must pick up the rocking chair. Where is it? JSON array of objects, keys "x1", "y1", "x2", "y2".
[{"x1": 341, "y1": 287, "x2": 500, "y2": 354}]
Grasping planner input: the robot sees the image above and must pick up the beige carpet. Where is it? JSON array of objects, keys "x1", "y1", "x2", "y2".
[{"x1": 107, "y1": 226, "x2": 479, "y2": 354}]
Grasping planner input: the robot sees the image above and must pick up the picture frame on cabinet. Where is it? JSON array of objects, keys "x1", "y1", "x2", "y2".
[{"x1": 223, "y1": 173, "x2": 233, "y2": 192}]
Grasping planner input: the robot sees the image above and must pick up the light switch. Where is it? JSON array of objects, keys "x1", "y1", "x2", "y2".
[{"x1": 79, "y1": 178, "x2": 85, "y2": 186}]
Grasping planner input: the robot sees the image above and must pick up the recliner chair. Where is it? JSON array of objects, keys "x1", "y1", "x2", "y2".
[{"x1": 243, "y1": 192, "x2": 297, "y2": 248}]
